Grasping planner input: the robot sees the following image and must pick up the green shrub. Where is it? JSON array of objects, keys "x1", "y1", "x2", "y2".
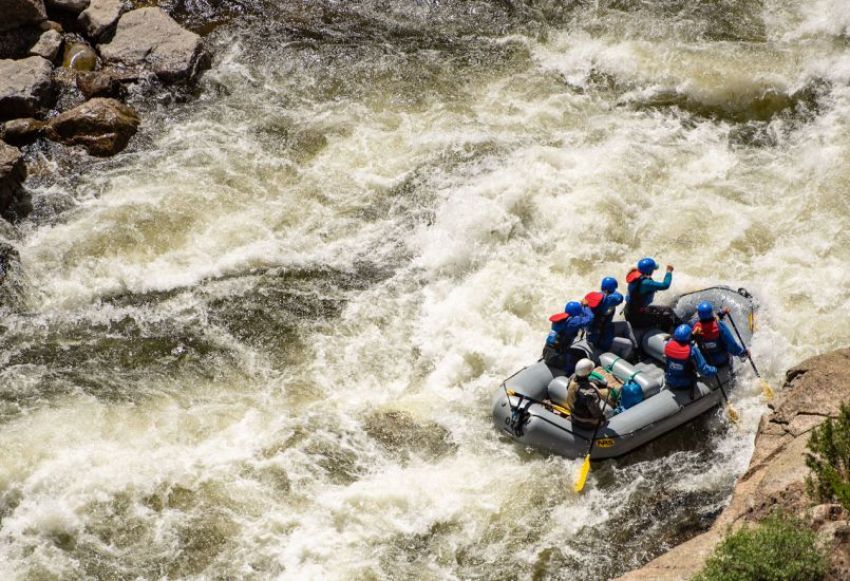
[
  {"x1": 806, "y1": 403, "x2": 850, "y2": 510},
  {"x1": 694, "y1": 513, "x2": 828, "y2": 581}
]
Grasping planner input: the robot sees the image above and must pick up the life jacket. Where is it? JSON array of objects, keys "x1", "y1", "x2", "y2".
[
  {"x1": 694, "y1": 318, "x2": 728, "y2": 366},
  {"x1": 571, "y1": 377, "x2": 604, "y2": 421},
  {"x1": 545, "y1": 312, "x2": 574, "y2": 353},
  {"x1": 664, "y1": 339, "x2": 695, "y2": 388},
  {"x1": 585, "y1": 291, "x2": 612, "y2": 338},
  {"x1": 625, "y1": 268, "x2": 648, "y2": 313}
]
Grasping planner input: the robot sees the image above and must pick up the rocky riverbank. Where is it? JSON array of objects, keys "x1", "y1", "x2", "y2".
[
  {"x1": 616, "y1": 348, "x2": 850, "y2": 581},
  {"x1": 0, "y1": 0, "x2": 216, "y2": 226}
]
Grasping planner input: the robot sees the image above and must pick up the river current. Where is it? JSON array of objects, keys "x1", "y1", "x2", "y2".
[{"x1": 1, "y1": 0, "x2": 849, "y2": 578}]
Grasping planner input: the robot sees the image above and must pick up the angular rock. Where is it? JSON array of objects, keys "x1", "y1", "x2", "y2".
[
  {"x1": 40, "y1": 20, "x2": 62, "y2": 32},
  {"x1": 78, "y1": 0, "x2": 126, "y2": 40},
  {"x1": 45, "y1": 97, "x2": 139, "y2": 156},
  {"x1": 75, "y1": 70, "x2": 111, "y2": 97},
  {"x1": 99, "y1": 8, "x2": 210, "y2": 82},
  {"x1": 0, "y1": 56, "x2": 54, "y2": 120},
  {"x1": 28, "y1": 29, "x2": 62, "y2": 61},
  {"x1": 0, "y1": 141, "x2": 27, "y2": 220},
  {"x1": 1, "y1": 117, "x2": 45, "y2": 145},
  {"x1": 62, "y1": 41, "x2": 96, "y2": 71},
  {"x1": 0, "y1": 0, "x2": 47, "y2": 32},
  {"x1": 615, "y1": 347, "x2": 850, "y2": 581},
  {"x1": 46, "y1": 0, "x2": 89, "y2": 14},
  {"x1": 0, "y1": 25, "x2": 42, "y2": 59}
]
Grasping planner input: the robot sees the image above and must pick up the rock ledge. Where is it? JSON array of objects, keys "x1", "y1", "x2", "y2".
[{"x1": 616, "y1": 347, "x2": 850, "y2": 581}]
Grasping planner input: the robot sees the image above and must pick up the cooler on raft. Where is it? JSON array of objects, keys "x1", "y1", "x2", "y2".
[{"x1": 491, "y1": 286, "x2": 756, "y2": 460}]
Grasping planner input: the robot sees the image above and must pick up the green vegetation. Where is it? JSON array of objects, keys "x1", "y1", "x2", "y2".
[
  {"x1": 806, "y1": 403, "x2": 850, "y2": 510},
  {"x1": 694, "y1": 513, "x2": 828, "y2": 581}
]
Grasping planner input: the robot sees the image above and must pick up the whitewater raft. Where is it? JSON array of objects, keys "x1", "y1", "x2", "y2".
[{"x1": 491, "y1": 286, "x2": 757, "y2": 459}]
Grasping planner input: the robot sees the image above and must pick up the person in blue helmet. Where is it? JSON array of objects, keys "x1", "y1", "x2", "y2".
[
  {"x1": 664, "y1": 324, "x2": 717, "y2": 391},
  {"x1": 624, "y1": 257, "x2": 679, "y2": 332},
  {"x1": 691, "y1": 301, "x2": 748, "y2": 369},
  {"x1": 542, "y1": 300, "x2": 594, "y2": 375},
  {"x1": 585, "y1": 276, "x2": 636, "y2": 360}
]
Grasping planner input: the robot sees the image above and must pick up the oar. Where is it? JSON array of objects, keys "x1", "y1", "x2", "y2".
[
  {"x1": 574, "y1": 389, "x2": 611, "y2": 493},
  {"x1": 725, "y1": 313, "x2": 774, "y2": 399},
  {"x1": 714, "y1": 375, "x2": 740, "y2": 424}
]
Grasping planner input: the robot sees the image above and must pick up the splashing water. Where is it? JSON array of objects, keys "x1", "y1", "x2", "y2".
[{"x1": 1, "y1": 0, "x2": 849, "y2": 578}]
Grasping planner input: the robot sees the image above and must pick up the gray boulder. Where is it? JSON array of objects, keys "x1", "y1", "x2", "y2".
[
  {"x1": 0, "y1": 141, "x2": 27, "y2": 220},
  {"x1": 46, "y1": 0, "x2": 89, "y2": 14},
  {"x1": 0, "y1": 0, "x2": 47, "y2": 32},
  {"x1": 1, "y1": 117, "x2": 45, "y2": 145},
  {"x1": 99, "y1": 8, "x2": 210, "y2": 82},
  {"x1": 75, "y1": 68, "x2": 132, "y2": 98},
  {"x1": 28, "y1": 28, "x2": 62, "y2": 61},
  {"x1": 78, "y1": 0, "x2": 126, "y2": 40},
  {"x1": 0, "y1": 56, "x2": 54, "y2": 120},
  {"x1": 45, "y1": 97, "x2": 139, "y2": 156}
]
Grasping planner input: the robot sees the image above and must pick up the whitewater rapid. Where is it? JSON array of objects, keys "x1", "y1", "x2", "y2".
[{"x1": 1, "y1": 0, "x2": 849, "y2": 578}]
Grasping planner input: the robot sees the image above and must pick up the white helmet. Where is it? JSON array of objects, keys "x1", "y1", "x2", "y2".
[{"x1": 575, "y1": 358, "x2": 594, "y2": 377}]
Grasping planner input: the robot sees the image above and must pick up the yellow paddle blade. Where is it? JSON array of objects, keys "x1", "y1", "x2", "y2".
[
  {"x1": 761, "y1": 380, "x2": 775, "y2": 400},
  {"x1": 574, "y1": 455, "x2": 591, "y2": 493},
  {"x1": 726, "y1": 403, "x2": 740, "y2": 424}
]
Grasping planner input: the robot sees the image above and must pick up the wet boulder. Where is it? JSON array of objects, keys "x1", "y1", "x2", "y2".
[
  {"x1": 45, "y1": 97, "x2": 139, "y2": 156},
  {"x1": 0, "y1": 0, "x2": 47, "y2": 32},
  {"x1": 1, "y1": 117, "x2": 46, "y2": 145},
  {"x1": 62, "y1": 41, "x2": 96, "y2": 71},
  {"x1": 78, "y1": 0, "x2": 127, "y2": 40},
  {"x1": 98, "y1": 8, "x2": 210, "y2": 82},
  {"x1": 28, "y1": 28, "x2": 62, "y2": 61},
  {"x1": 0, "y1": 141, "x2": 27, "y2": 220},
  {"x1": 75, "y1": 69, "x2": 125, "y2": 98},
  {"x1": 0, "y1": 56, "x2": 54, "y2": 120},
  {"x1": 45, "y1": 0, "x2": 89, "y2": 14}
]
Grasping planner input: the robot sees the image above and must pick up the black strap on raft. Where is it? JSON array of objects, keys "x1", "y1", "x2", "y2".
[{"x1": 503, "y1": 383, "x2": 530, "y2": 437}]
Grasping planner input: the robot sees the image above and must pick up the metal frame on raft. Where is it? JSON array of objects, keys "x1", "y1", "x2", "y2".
[{"x1": 492, "y1": 286, "x2": 757, "y2": 460}]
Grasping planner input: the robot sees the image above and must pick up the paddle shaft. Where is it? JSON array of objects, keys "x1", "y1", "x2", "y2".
[
  {"x1": 725, "y1": 313, "x2": 762, "y2": 378},
  {"x1": 584, "y1": 386, "x2": 611, "y2": 459}
]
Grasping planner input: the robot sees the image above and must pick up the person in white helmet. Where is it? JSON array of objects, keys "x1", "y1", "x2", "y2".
[{"x1": 565, "y1": 358, "x2": 615, "y2": 429}]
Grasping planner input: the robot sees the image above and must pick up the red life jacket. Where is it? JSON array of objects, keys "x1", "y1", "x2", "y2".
[
  {"x1": 585, "y1": 291, "x2": 610, "y2": 337},
  {"x1": 694, "y1": 318, "x2": 721, "y2": 355},
  {"x1": 584, "y1": 291, "x2": 605, "y2": 309},
  {"x1": 626, "y1": 268, "x2": 648, "y2": 312},
  {"x1": 664, "y1": 339, "x2": 695, "y2": 387},
  {"x1": 664, "y1": 339, "x2": 691, "y2": 361}
]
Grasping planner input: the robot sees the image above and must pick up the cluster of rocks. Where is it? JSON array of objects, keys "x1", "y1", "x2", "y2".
[
  {"x1": 0, "y1": 0, "x2": 211, "y2": 220},
  {"x1": 616, "y1": 347, "x2": 850, "y2": 581}
]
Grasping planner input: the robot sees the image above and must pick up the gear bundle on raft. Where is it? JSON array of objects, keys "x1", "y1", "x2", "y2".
[{"x1": 491, "y1": 286, "x2": 756, "y2": 460}]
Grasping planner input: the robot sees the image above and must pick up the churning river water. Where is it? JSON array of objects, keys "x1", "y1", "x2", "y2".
[{"x1": 2, "y1": 0, "x2": 850, "y2": 578}]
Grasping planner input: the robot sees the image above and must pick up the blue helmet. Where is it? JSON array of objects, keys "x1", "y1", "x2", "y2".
[
  {"x1": 697, "y1": 301, "x2": 714, "y2": 321},
  {"x1": 565, "y1": 301, "x2": 583, "y2": 316},
  {"x1": 637, "y1": 257, "x2": 658, "y2": 275},
  {"x1": 673, "y1": 324, "x2": 692, "y2": 342},
  {"x1": 601, "y1": 276, "x2": 618, "y2": 293}
]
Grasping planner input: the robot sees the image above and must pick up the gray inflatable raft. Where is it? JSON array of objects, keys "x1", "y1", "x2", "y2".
[{"x1": 491, "y1": 287, "x2": 757, "y2": 459}]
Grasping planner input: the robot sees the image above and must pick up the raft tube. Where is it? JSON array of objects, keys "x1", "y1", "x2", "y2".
[{"x1": 491, "y1": 286, "x2": 757, "y2": 459}]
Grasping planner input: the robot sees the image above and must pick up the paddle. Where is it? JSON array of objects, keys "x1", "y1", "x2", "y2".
[
  {"x1": 714, "y1": 375, "x2": 740, "y2": 424},
  {"x1": 574, "y1": 386, "x2": 611, "y2": 493},
  {"x1": 725, "y1": 312, "x2": 774, "y2": 399}
]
